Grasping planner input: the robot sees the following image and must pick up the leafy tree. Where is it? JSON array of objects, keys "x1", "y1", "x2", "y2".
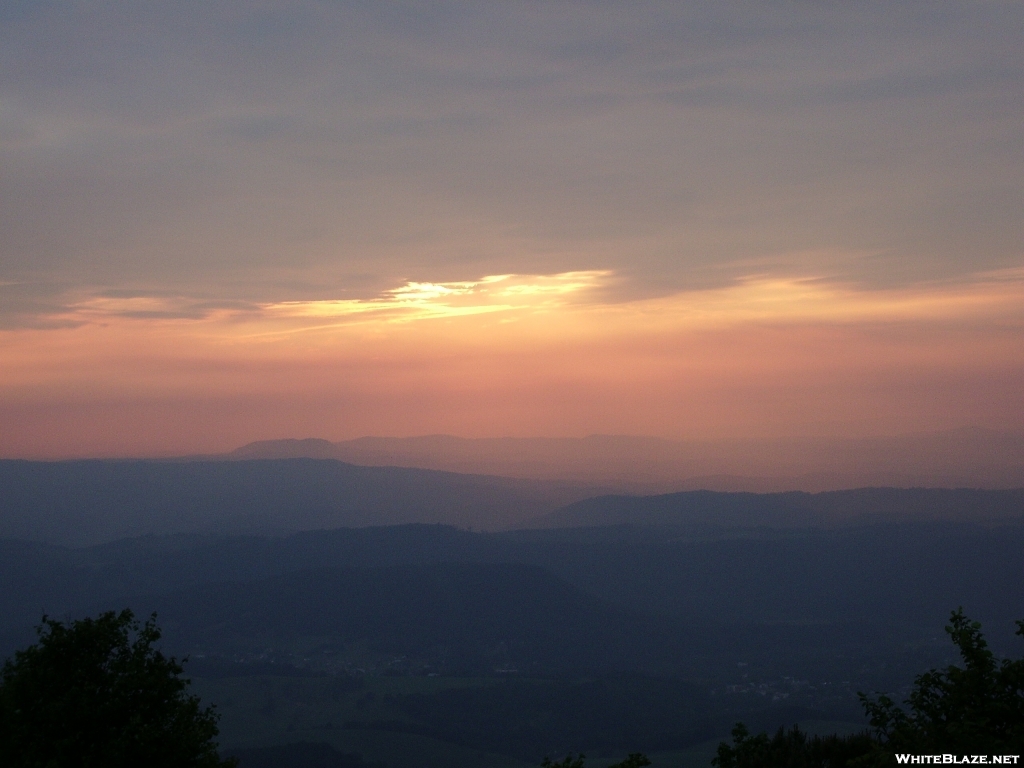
[
  {"x1": 610, "y1": 755, "x2": 652, "y2": 768},
  {"x1": 542, "y1": 755, "x2": 587, "y2": 768},
  {"x1": 860, "y1": 608, "x2": 1024, "y2": 754},
  {"x1": 712, "y1": 722, "x2": 875, "y2": 768},
  {"x1": 714, "y1": 609, "x2": 1024, "y2": 766},
  {"x1": 542, "y1": 753, "x2": 650, "y2": 768},
  {"x1": 0, "y1": 609, "x2": 235, "y2": 768}
]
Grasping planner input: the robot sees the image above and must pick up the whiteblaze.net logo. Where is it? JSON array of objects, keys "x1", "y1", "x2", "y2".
[{"x1": 896, "y1": 757, "x2": 1020, "y2": 765}]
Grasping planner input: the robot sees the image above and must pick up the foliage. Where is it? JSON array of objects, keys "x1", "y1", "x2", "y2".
[
  {"x1": 609, "y1": 754, "x2": 652, "y2": 768},
  {"x1": 541, "y1": 753, "x2": 650, "y2": 768},
  {"x1": 542, "y1": 755, "x2": 587, "y2": 768},
  {"x1": 860, "y1": 608, "x2": 1024, "y2": 754},
  {"x1": 712, "y1": 722, "x2": 875, "y2": 768},
  {"x1": 0, "y1": 609, "x2": 235, "y2": 768},
  {"x1": 715, "y1": 609, "x2": 1024, "y2": 766}
]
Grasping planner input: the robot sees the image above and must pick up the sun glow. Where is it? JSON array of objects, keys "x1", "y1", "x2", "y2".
[
  {"x1": 2, "y1": 266, "x2": 1024, "y2": 458},
  {"x1": 262, "y1": 271, "x2": 612, "y2": 324},
  {"x1": 40, "y1": 266, "x2": 1024, "y2": 336}
]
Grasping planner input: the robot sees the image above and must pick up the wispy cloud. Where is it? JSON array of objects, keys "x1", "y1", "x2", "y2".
[
  {"x1": 36, "y1": 271, "x2": 615, "y2": 330},
  {"x1": 2, "y1": 1, "x2": 1021, "y2": 307},
  {"x1": 2, "y1": 1, "x2": 1023, "y2": 455},
  {"x1": 640, "y1": 271, "x2": 1024, "y2": 328},
  {"x1": 262, "y1": 271, "x2": 612, "y2": 324},
  {"x1": 20, "y1": 265, "x2": 1024, "y2": 338}
]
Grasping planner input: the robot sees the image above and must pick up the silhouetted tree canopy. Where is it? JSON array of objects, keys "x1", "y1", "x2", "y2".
[
  {"x1": 0, "y1": 609, "x2": 235, "y2": 768},
  {"x1": 715, "y1": 609, "x2": 1024, "y2": 767},
  {"x1": 712, "y1": 723, "x2": 876, "y2": 768},
  {"x1": 542, "y1": 752, "x2": 650, "y2": 768},
  {"x1": 542, "y1": 755, "x2": 587, "y2": 768},
  {"x1": 860, "y1": 608, "x2": 1024, "y2": 755}
]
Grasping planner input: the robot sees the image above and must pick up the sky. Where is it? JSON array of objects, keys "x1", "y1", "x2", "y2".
[{"x1": 1, "y1": 1, "x2": 1023, "y2": 458}]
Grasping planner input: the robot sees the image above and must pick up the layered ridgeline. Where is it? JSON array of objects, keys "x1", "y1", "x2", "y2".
[
  {"x1": 0, "y1": 459, "x2": 601, "y2": 545},
  {"x1": 1, "y1": 457, "x2": 1023, "y2": 546},
  {"x1": 3, "y1": 461, "x2": 1023, "y2": 767},
  {"x1": 226, "y1": 428, "x2": 1024, "y2": 492},
  {"x1": 534, "y1": 487, "x2": 1024, "y2": 530}
]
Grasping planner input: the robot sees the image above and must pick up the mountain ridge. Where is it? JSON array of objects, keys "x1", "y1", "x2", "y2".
[
  {"x1": 0, "y1": 459, "x2": 602, "y2": 546},
  {"x1": 223, "y1": 428, "x2": 1024, "y2": 493},
  {"x1": 531, "y1": 487, "x2": 1024, "y2": 530}
]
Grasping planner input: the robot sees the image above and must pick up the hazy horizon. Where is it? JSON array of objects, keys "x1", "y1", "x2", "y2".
[
  {"x1": 7, "y1": 427, "x2": 1022, "y2": 497},
  {"x1": 2, "y1": 2, "x2": 1023, "y2": 459},
  {"x1": 8, "y1": 422, "x2": 1022, "y2": 456}
]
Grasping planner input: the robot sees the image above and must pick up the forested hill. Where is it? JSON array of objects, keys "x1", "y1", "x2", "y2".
[
  {"x1": 0, "y1": 459, "x2": 598, "y2": 546},
  {"x1": 533, "y1": 487, "x2": 1024, "y2": 530},
  {"x1": 2, "y1": 458, "x2": 1022, "y2": 547},
  {"x1": 4, "y1": 520, "x2": 1024, "y2": 666},
  {"x1": 3, "y1": 519, "x2": 1024, "y2": 766}
]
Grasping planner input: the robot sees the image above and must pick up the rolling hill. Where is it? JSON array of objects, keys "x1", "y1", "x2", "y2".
[{"x1": 0, "y1": 459, "x2": 598, "y2": 546}]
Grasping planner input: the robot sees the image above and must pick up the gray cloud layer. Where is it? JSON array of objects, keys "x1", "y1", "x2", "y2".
[{"x1": 1, "y1": 1, "x2": 1022, "y2": 323}]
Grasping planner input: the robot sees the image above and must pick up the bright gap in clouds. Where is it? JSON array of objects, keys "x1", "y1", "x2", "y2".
[
  {"x1": 260, "y1": 270, "x2": 613, "y2": 325},
  {"x1": 2, "y1": 265, "x2": 1022, "y2": 459},
  {"x1": 46, "y1": 265, "x2": 1024, "y2": 334}
]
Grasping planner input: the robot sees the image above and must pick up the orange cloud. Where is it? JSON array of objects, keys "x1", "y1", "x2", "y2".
[{"x1": 1, "y1": 268, "x2": 1023, "y2": 458}]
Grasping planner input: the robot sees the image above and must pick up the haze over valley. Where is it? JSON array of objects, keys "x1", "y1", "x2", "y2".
[
  {"x1": 2, "y1": 1, "x2": 1023, "y2": 764},
  {"x1": 226, "y1": 427, "x2": 1024, "y2": 493},
  {"x1": 2, "y1": 466, "x2": 1023, "y2": 765},
  {"x1": 2, "y1": 443, "x2": 1023, "y2": 765}
]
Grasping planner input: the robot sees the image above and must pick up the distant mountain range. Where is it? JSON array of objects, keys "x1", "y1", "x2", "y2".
[
  {"x1": 5, "y1": 439, "x2": 1023, "y2": 767},
  {"x1": 222, "y1": 427, "x2": 1024, "y2": 492},
  {"x1": 0, "y1": 459, "x2": 599, "y2": 546},
  {"x1": 2, "y1": 458, "x2": 1022, "y2": 547},
  {"x1": 537, "y1": 487, "x2": 1024, "y2": 530}
]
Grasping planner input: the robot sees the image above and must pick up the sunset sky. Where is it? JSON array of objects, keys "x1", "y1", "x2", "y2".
[{"x1": 1, "y1": 1, "x2": 1023, "y2": 458}]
